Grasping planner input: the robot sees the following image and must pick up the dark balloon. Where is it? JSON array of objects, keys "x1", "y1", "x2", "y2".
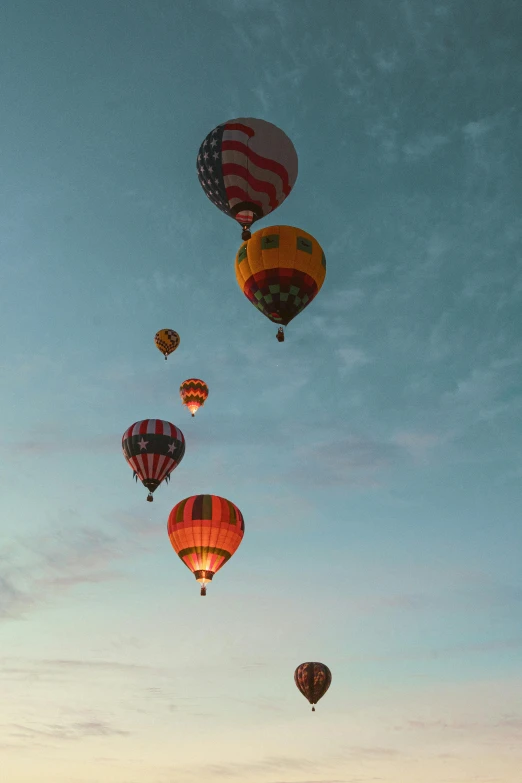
[
  {"x1": 294, "y1": 662, "x2": 332, "y2": 711},
  {"x1": 122, "y1": 419, "x2": 185, "y2": 502}
]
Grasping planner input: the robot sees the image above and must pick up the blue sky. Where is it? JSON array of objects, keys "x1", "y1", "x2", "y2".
[{"x1": 1, "y1": 1, "x2": 522, "y2": 781}]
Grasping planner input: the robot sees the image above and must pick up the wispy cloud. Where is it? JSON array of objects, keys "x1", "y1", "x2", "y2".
[
  {"x1": 347, "y1": 745, "x2": 401, "y2": 759},
  {"x1": 198, "y1": 755, "x2": 321, "y2": 778},
  {"x1": 286, "y1": 426, "x2": 447, "y2": 488},
  {"x1": 5, "y1": 718, "x2": 129, "y2": 742},
  {"x1": 0, "y1": 574, "x2": 33, "y2": 619},
  {"x1": 288, "y1": 436, "x2": 399, "y2": 488},
  {"x1": 400, "y1": 712, "x2": 522, "y2": 743},
  {"x1": 0, "y1": 657, "x2": 154, "y2": 682},
  {"x1": 391, "y1": 430, "x2": 448, "y2": 461},
  {"x1": 269, "y1": 780, "x2": 347, "y2": 783},
  {"x1": 441, "y1": 357, "x2": 522, "y2": 423},
  {"x1": 463, "y1": 117, "x2": 497, "y2": 142},
  {"x1": 374, "y1": 49, "x2": 399, "y2": 73},
  {"x1": 6, "y1": 432, "x2": 119, "y2": 455},
  {"x1": 337, "y1": 346, "x2": 371, "y2": 374},
  {"x1": 349, "y1": 636, "x2": 522, "y2": 665},
  {"x1": 0, "y1": 509, "x2": 161, "y2": 621},
  {"x1": 403, "y1": 133, "x2": 450, "y2": 160}
]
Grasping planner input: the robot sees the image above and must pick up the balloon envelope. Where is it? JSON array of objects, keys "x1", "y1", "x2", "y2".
[
  {"x1": 167, "y1": 494, "x2": 244, "y2": 594},
  {"x1": 235, "y1": 225, "x2": 326, "y2": 329},
  {"x1": 180, "y1": 378, "x2": 209, "y2": 417},
  {"x1": 122, "y1": 419, "x2": 185, "y2": 500},
  {"x1": 155, "y1": 329, "x2": 180, "y2": 359},
  {"x1": 197, "y1": 118, "x2": 298, "y2": 235},
  {"x1": 294, "y1": 662, "x2": 332, "y2": 711}
]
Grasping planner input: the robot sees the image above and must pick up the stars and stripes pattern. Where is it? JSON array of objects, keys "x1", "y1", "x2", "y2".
[
  {"x1": 197, "y1": 123, "x2": 229, "y2": 217},
  {"x1": 197, "y1": 117, "x2": 298, "y2": 230},
  {"x1": 121, "y1": 419, "x2": 185, "y2": 493}
]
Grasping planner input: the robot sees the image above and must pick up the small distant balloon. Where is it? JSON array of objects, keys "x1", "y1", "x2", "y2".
[
  {"x1": 179, "y1": 378, "x2": 209, "y2": 417},
  {"x1": 155, "y1": 329, "x2": 180, "y2": 360},
  {"x1": 122, "y1": 419, "x2": 185, "y2": 502},
  {"x1": 294, "y1": 662, "x2": 332, "y2": 712}
]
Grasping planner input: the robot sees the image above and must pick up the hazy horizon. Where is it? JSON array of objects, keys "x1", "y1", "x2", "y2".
[{"x1": 1, "y1": 1, "x2": 522, "y2": 782}]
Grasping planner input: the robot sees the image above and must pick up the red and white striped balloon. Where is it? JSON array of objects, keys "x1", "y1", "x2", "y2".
[{"x1": 122, "y1": 419, "x2": 185, "y2": 501}]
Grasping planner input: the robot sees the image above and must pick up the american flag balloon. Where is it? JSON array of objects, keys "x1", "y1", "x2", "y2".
[
  {"x1": 122, "y1": 419, "x2": 185, "y2": 502},
  {"x1": 196, "y1": 117, "x2": 298, "y2": 239}
]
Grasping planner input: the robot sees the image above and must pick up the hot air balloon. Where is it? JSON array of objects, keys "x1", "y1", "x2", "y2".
[
  {"x1": 197, "y1": 118, "x2": 298, "y2": 240},
  {"x1": 235, "y1": 225, "x2": 326, "y2": 340},
  {"x1": 155, "y1": 329, "x2": 180, "y2": 360},
  {"x1": 122, "y1": 419, "x2": 185, "y2": 501},
  {"x1": 167, "y1": 494, "x2": 244, "y2": 596},
  {"x1": 179, "y1": 378, "x2": 209, "y2": 418},
  {"x1": 294, "y1": 662, "x2": 332, "y2": 712}
]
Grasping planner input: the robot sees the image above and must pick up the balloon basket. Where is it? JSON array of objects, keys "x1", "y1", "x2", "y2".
[{"x1": 147, "y1": 493, "x2": 153, "y2": 502}]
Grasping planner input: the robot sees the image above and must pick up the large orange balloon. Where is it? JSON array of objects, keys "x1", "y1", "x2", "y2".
[{"x1": 167, "y1": 494, "x2": 244, "y2": 596}]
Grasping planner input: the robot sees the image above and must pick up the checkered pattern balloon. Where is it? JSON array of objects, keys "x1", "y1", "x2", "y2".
[
  {"x1": 154, "y1": 329, "x2": 180, "y2": 359},
  {"x1": 235, "y1": 225, "x2": 326, "y2": 329}
]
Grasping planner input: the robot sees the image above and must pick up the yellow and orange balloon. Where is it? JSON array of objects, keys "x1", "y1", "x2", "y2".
[
  {"x1": 179, "y1": 378, "x2": 209, "y2": 417},
  {"x1": 235, "y1": 225, "x2": 326, "y2": 340},
  {"x1": 167, "y1": 494, "x2": 244, "y2": 596},
  {"x1": 154, "y1": 329, "x2": 180, "y2": 360}
]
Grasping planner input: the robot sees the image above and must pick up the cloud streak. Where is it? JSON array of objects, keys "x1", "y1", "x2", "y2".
[
  {"x1": 285, "y1": 428, "x2": 446, "y2": 488},
  {"x1": 0, "y1": 509, "x2": 163, "y2": 621},
  {"x1": 6, "y1": 433, "x2": 119, "y2": 456},
  {"x1": 5, "y1": 719, "x2": 129, "y2": 743}
]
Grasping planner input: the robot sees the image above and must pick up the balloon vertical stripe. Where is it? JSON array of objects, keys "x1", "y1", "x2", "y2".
[
  {"x1": 167, "y1": 494, "x2": 244, "y2": 595},
  {"x1": 294, "y1": 662, "x2": 332, "y2": 710}
]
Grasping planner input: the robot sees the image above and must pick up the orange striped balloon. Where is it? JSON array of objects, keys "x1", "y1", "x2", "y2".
[
  {"x1": 179, "y1": 378, "x2": 209, "y2": 417},
  {"x1": 167, "y1": 494, "x2": 244, "y2": 596}
]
